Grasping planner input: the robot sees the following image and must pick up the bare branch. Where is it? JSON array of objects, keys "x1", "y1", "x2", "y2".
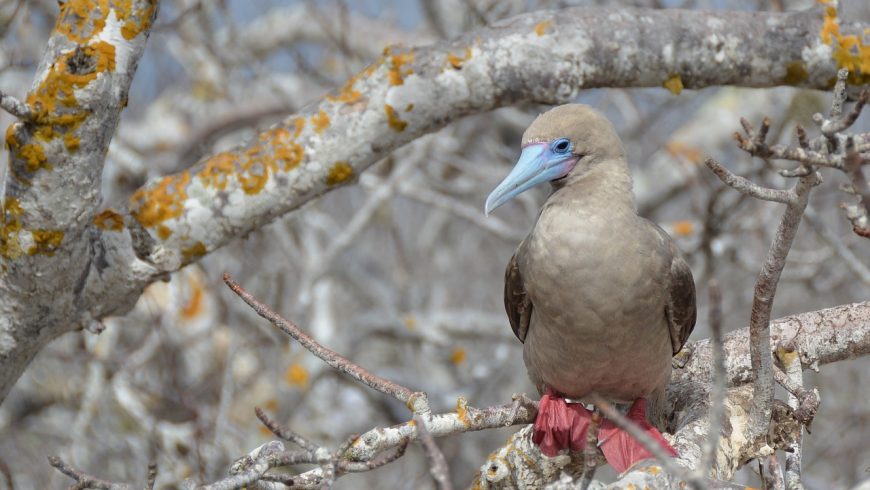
[
  {"x1": 0, "y1": 89, "x2": 32, "y2": 120},
  {"x1": 697, "y1": 281, "x2": 726, "y2": 481},
  {"x1": 414, "y1": 414, "x2": 453, "y2": 490},
  {"x1": 48, "y1": 455, "x2": 133, "y2": 490},
  {"x1": 705, "y1": 158, "x2": 793, "y2": 203},
  {"x1": 223, "y1": 273, "x2": 429, "y2": 413},
  {"x1": 255, "y1": 407, "x2": 319, "y2": 453}
]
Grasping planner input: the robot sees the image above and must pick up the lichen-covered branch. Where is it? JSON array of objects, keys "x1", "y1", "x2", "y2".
[
  {"x1": 0, "y1": 1, "x2": 868, "y2": 408},
  {"x1": 0, "y1": 0, "x2": 158, "y2": 401}
]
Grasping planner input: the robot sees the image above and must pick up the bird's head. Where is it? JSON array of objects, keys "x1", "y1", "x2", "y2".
[{"x1": 485, "y1": 104, "x2": 625, "y2": 215}]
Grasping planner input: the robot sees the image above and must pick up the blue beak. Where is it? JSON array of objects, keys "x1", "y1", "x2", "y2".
[{"x1": 485, "y1": 143, "x2": 576, "y2": 215}]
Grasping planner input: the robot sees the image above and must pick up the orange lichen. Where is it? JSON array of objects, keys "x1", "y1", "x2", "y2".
[
  {"x1": 19, "y1": 144, "x2": 51, "y2": 172},
  {"x1": 325, "y1": 161, "x2": 354, "y2": 186},
  {"x1": 121, "y1": 1, "x2": 157, "y2": 40},
  {"x1": 195, "y1": 124, "x2": 305, "y2": 196},
  {"x1": 293, "y1": 117, "x2": 305, "y2": 138},
  {"x1": 93, "y1": 209, "x2": 124, "y2": 231},
  {"x1": 182, "y1": 242, "x2": 207, "y2": 263},
  {"x1": 534, "y1": 20, "x2": 552, "y2": 36},
  {"x1": 384, "y1": 104, "x2": 407, "y2": 132},
  {"x1": 311, "y1": 110, "x2": 330, "y2": 134},
  {"x1": 384, "y1": 47, "x2": 415, "y2": 86},
  {"x1": 180, "y1": 278, "x2": 204, "y2": 319},
  {"x1": 672, "y1": 221, "x2": 694, "y2": 236},
  {"x1": 820, "y1": 6, "x2": 870, "y2": 84},
  {"x1": 456, "y1": 396, "x2": 470, "y2": 425},
  {"x1": 63, "y1": 134, "x2": 81, "y2": 151},
  {"x1": 405, "y1": 103, "x2": 414, "y2": 112},
  {"x1": 645, "y1": 466, "x2": 662, "y2": 476},
  {"x1": 0, "y1": 197, "x2": 24, "y2": 260},
  {"x1": 446, "y1": 46, "x2": 473, "y2": 69},
  {"x1": 662, "y1": 74, "x2": 683, "y2": 95},
  {"x1": 4, "y1": 124, "x2": 19, "y2": 150},
  {"x1": 56, "y1": 0, "x2": 109, "y2": 44},
  {"x1": 130, "y1": 171, "x2": 191, "y2": 228},
  {"x1": 28, "y1": 229, "x2": 64, "y2": 256},
  {"x1": 284, "y1": 363, "x2": 310, "y2": 388},
  {"x1": 450, "y1": 347, "x2": 467, "y2": 365},
  {"x1": 198, "y1": 152, "x2": 236, "y2": 191},
  {"x1": 156, "y1": 225, "x2": 172, "y2": 239}
]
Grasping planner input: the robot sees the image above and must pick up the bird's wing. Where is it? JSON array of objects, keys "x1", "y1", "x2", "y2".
[
  {"x1": 656, "y1": 227, "x2": 697, "y2": 355},
  {"x1": 504, "y1": 244, "x2": 533, "y2": 343}
]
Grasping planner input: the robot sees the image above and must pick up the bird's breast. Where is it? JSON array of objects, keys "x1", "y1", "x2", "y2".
[{"x1": 519, "y1": 202, "x2": 673, "y2": 400}]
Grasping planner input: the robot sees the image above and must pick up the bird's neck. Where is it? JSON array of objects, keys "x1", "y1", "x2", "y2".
[{"x1": 549, "y1": 158, "x2": 636, "y2": 211}]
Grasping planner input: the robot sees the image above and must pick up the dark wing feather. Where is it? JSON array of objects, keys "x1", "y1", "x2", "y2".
[
  {"x1": 662, "y1": 235, "x2": 697, "y2": 355},
  {"x1": 504, "y1": 246, "x2": 533, "y2": 343}
]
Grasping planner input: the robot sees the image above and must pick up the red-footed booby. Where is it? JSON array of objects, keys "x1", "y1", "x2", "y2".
[{"x1": 485, "y1": 104, "x2": 696, "y2": 472}]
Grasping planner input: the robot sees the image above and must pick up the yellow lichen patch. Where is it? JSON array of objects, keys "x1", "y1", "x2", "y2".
[
  {"x1": 311, "y1": 110, "x2": 331, "y2": 134},
  {"x1": 456, "y1": 396, "x2": 470, "y2": 425},
  {"x1": 0, "y1": 197, "x2": 24, "y2": 259},
  {"x1": 182, "y1": 241, "x2": 207, "y2": 263},
  {"x1": 63, "y1": 134, "x2": 81, "y2": 151},
  {"x1": 671, "y1": 220, "x2": 694, "y2": 236},
  {"x1": 121, "y1": 1, "x2": 157, "y2": 40},
  {"x1": 384, "y1": 47, "x2": 415, "y2": 86},
  {"x1": 19, "y1": 144, "x2": 51, "y2": 173},
  {"x1": 93, "y1": 209, "x2": 124, "y2": 231},
  {"x1": 284, "y1": 362, "x2": 310, "y2": 389},
  {"x1": 180, "y1": 277, "x2": 204, "y2": 320},
  {"x1": 384, "y1": 104, "x2": 407, "y2": 132},
  {"x1": 450, "y1": 347, "x2": 467, "y2": 365},
  {"x1": 327, "y1": 77, "x2": 363, "y2": 104},
  {"x1": 130, "y1": 171, "x2": 191, "y2": 229},
  {"x1": 645, "y1": 465, "x2": 662, "y2": 475},
  {"x1": 198, "y1": 152, "x2": 236, "y2": 191},
  {"x1": 534, "y1": 20, "x2": 552, "y2": 36},
  {"x1": 663, "y1": 74, "x2": 683, "y2": 95},
  {"x1": 56, "y1": 0, "x2": 110, "y2": 44},
  {"x1": 820, "y1": 6, "x2": 870, "y2": 84},
  {"x1": 4, "y1": 124, "x2": 20, "y2": 150},
  {"x1": 28, "y1": 229, "x2": 64, "y2": 256},
  {"x1": 325, "y1": 161, "x2": 354, "y2": 186},
  {"x1": 446, "y1": 47, "x2": 473, "y2": 69},
  {"x1": 775, "y1": 345, "x2": 799, "y2": 367},
  {"x1": 293, "y1": 117, "x2": 305, "y2": 138},
  {"x1": 156, "y1": 225, "x2": 172, "y2": 240},
  {"x1": 626, "y1": 484, "x2": 637, "y2": 490},
  {"x1": 405, "y1": 103, "x2": 414, "y2": 112},
  {"x1": 237, "y1": 147, "x2": 276, "y2": 195}
]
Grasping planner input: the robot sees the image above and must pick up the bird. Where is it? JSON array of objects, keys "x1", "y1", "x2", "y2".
[{"x1": 484, "y1": 104, "x2": 696, "y2": 473}]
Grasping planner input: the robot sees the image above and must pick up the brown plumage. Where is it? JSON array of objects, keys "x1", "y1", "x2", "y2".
[{"x1": 489, "y1": 104, "x2": 696, "y2": 465}]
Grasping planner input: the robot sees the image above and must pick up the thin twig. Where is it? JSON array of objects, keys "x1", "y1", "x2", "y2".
[
  {"x1": 145, "y1": 463, "x2": 157, "y2": 490},
  {"x1": 578, "y1": 408, "x2": 602, "y2": 490},
  {"x1": 255, "y1": 407, "x2": 319, "y2": 453},
  {"x1": 223, "y1": 273, "x2": 429, "y2": 413},
  {"x1": 704, "y1": 158, "x2": 793, "y2": 203},
  {"x1": 589, "y1": 395, "x2": 698, "y2": 489},
  {"x1": 777, "y1": 343, "x2": 807, "y2": 490},
  {"x1": 697, "y1": 281, "x2": 725, "y2": 481},
  {"x1": 48, "y1": 456, "x2": 132, "y2": 490},
  {"x1": 763, "y1": 454, "x2": 785, "y2": 490},
  {"x1": 0, "y1": 90, "x2": 32, "y2": 120},
  {"x1": 414, "y1": 414, "x2": 453, "y2": 490}
]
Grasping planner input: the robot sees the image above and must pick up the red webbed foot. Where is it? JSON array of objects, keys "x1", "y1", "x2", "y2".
[
  {"x1": 598, "y1": 398, "x2": 678, "y2": 473},
  {"x1": 532, "y1": 389, "x2": 592, "y2": 457}
]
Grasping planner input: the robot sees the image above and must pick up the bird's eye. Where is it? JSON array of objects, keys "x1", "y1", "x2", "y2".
[{"x1": 552, "y1": 138, "x2": 571, "y2": 154}]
